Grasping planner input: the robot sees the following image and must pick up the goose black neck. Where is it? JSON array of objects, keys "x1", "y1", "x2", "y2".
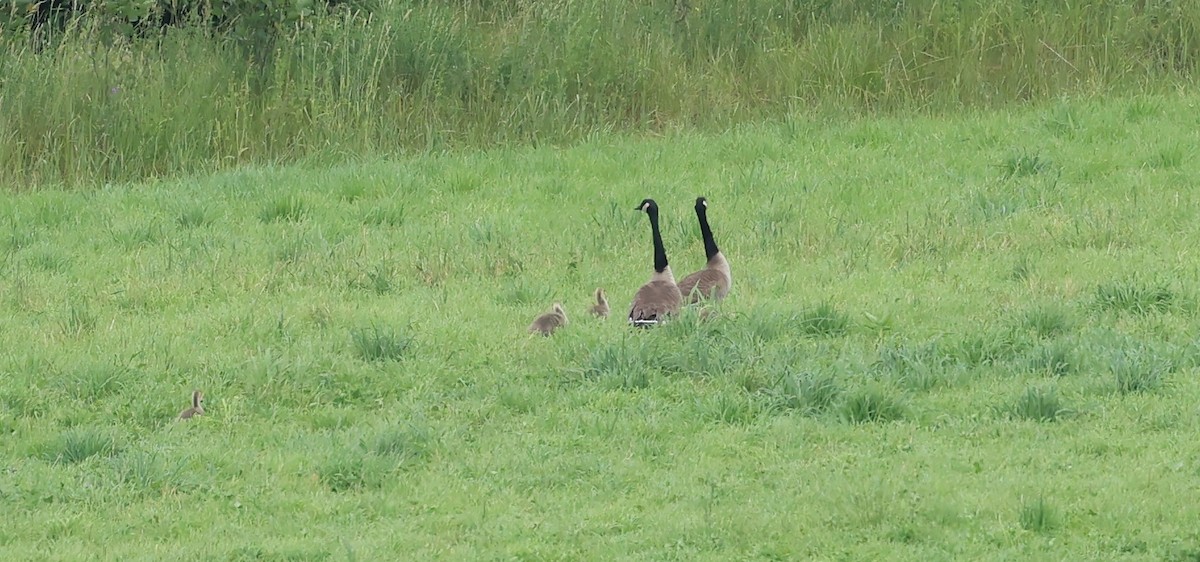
[
  {"x1": 648, "y1": 207, "x2": 669, "y2": 273},
  {"x1": 697, "y1": 205, "x2": 719, "y2": 261}
]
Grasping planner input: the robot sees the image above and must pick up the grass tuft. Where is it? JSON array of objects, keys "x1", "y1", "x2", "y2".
[
  {"x1": 700, "y1": 392, "x2": 759, "y2": 425},
  {"x1": 177, "y1": 206, "x2": 213, "y2": 228},
  {"x1": 999, "y1": 150, "x2": 1052, "y2": 179},
  {"x1": 840, "y1": 385, "x2": 907, "y2": 424},
  {"x1": 949, "y1": 331, "x2": 1025, "y2": 368},
  {"x1": 362, "y1": 203, "x2": 406, "y2": 227},
  {"x1": 317, "y1": 453, "x2": 393, "y2": 493},
  {"x1": 796, "y1": 303, "x2": 851, "y2": 338},
  {"x1": 69, "y1": 363, "x2": 131, "y2": 401},
  {"x1": 111, "y1": 450, "x2": 184, "y2": 497},
  {"x1": 875, "y1": 341, "x2": 955, "y2": 391},
  {"x1": 1009, "y1": 386, "x2": 1070, "y2": 422},
  {"x1": 1019, "y1": 495, "x2": 1059, "y2": 533},
  {"x1": 660, "y1": 334, "x2": 745, "y2": 379},
  {"x1": 582, "y1": 339, "x2": 654, "y2": 389},
  {"x1": 1111, "y1": 348, "x2": 1169, "y2": 394},
  {"x1": 368, "y1": 422, "x2": 433, "y2": 462},
  {"x1": 62, "y1": 302, "x2": 97, "y2": 338},
  {"x1": 350, "y1": 325, "x2": 413, "y2": 362},
  {"x1": 1093, "y1": 280, "x2": 1176, "y2": 314},
  {"x1": 259, "y1": 196, "x2": 308, "y2": 223},
  {"x1": 38, "y1": 428, "x2": 121, "y2": 465},
  {"x1": 1026, "y1": 340, "x2": 1076, "y2": 377},
  {"x1": 351, "y1": 263, "x2": 396, "y2": 295},
  {"x1": 1020, "y1": 305, "x2": 1074, "y2": 338},
  {"x1": 765, "y1": 370, "x2": 842, "y2": 416}
]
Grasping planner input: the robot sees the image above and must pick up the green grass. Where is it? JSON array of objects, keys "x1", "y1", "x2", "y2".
[{"x1": 4, "y1": 92, "x2": 1200, "y2": 559}]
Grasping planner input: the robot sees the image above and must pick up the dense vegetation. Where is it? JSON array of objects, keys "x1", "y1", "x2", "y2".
[{"x1": 3, "y1": 0, "x2": 1200, "y2": 188}]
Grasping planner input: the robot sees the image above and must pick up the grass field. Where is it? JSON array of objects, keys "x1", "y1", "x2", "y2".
[{"x1": 4, "y1": 90, "x2": 1200, "y2": 560}]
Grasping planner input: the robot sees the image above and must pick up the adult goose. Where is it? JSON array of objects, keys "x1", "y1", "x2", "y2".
[
  {"x1": 628, "y1": 199, "x2": 683, "y2": 327},
  {"x1": 677, "y1": 196, "x2": 732, "y2": 303}
]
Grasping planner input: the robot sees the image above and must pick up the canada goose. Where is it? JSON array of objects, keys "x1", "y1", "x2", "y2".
[
  {"x1": 628, "y1": 198, "x2": 683, "y2": 326},
  {"x1": 529, "y1": 303, "x2": 568, "y2": 335},
  {"x1": 590, "y1": 288, "x2": 610, "y2": 318},
  {"x1": 178, "y1": 390, "x2": 204, "y2": 420},
  {"x1": 678, "y1": 196, "x2": 732, "y2": 303}
]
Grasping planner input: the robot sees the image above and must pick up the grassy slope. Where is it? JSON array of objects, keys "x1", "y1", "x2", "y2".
[{"x1": 3, "y1": 91, "x2": 1200, "y2": 559}]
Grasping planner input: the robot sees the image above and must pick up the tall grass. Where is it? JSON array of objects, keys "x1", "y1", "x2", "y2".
[{"x1": 3, "y1": 0, "x2": 1200, "y2": 187}]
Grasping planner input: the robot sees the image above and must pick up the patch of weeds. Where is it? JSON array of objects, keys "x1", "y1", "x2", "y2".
[
  {"x1": 1111, "y1": 347, "x2": 1169, "y2": 394},
  {"x1": 351, "y1": 262, "x2": 395, "y2": 295},
  {"x1": 1043, "y1": 102, "x2": 1081, "y2": 138},
  {"x1": 27, "y1": 249, "x2": 71, "y2": 272},
  {"x1": 68, "y1": 362, "x2": 131, "y2": 401},
  {"x1": 497, "y1": 387, "x2": 536, "y2": 414},
  {"x1": 1148, "y1": 143, "x2": 1184, "y2": 170},
  {"x1": 1093, "y1": 280, "x2": 1176, "y2": 314},
  {"x1": 367, "y1": 422, "x2": 433, "y2": 463},
  {"x1": 259, "y1": 196, "x2": 308, "y2": 223},
  {"x1": 319, "y1": 422, "x2": 436, "y2": 492},
  {"x1": 61, "y1": 302, "x2": 96, "y2": 337},
  {"x1": 176, "y1": 205, "x2": 212, "y2": 228},
  {"x1": 797, "y1": 302, "x2": 850, "y2": 338},
  {"x1": 875, "y1": 340, "x2": 952, "y2": 390},
  {"x1": 764, "y1": 370, "x2": 842, "y2": 416},
  {"x1": 362, "y1": 200, "x2": 406, "y2": 227},
  {"x1": 1008, "y1": 386, "x2": 1071, "y2": 422},
  {"x1": 739, "y1": 307, "x2": 794, "y2": 342},
  {"x1": 3, "y1": 224, "x2": 35, "y2": 253},
  {"x1": 1019, "y1": 495, "x2": 1059, "y2": 533},
  {"x1": 1, "y1": 391, "x2": 47, "y2": 418},
  {"x1": 700, "y1": 391, "x2": 759, "y2": 425},
  {"x1": 735, "y1": 370, "x2": 771, "y2": 394},
  {"x1": 1124, "y1": 97, "x2": 1161, "y2": 122},
  {"x1": 973, "y1": 191, "x2": 1023, "y2": 221},
  {"x1": 1011, "y1": 255, "x2": 1033, "y2": 282},
  {"x1": 1026, "y1": 340, "x2": 1076, "y2": 377},
  {"x1": 316, "y1": 453, "x2": 394, "y2": 493},
  {"x1": 1019, "y1": 304, "x2": 1073, "y2": 338},
  {"x1": 111, "y1": 223, "x2": 164, "y2": 249},
  {"x1": 498, "y1": 279, "x2": 551, "y2": 307},
  {"x1": 1165, "y1": 542, "x2": 1200, "y2": 562},
  {"x1": 949, "y1": 331, "x2": 1025, "y2": 368},
  {"x1": 999, "y1": 150, "x2": 1052, "y2": 179},
  {"x1": 659, "y1": 306, "x2": 719, "y2": 338},
  {"x1": 860, "y1": 311, "x2": 894, "y2": 338},
  {"x1": 38, "y1": 428, "x2": 121, "y2": 464},
  {"x1": 110, "y1": 450, "x2": 185, "y2": 497},
  {"x1": 337, "y1": 180, "x2": 369, "y2": 202},
  {"x1": 350, "y1": 325, "x2": 413, "y2": 362},
  {"x1": 840, "y1": 385, "x2": 907, "y2": 424},
  {"x1": 467, "y1": 219, "x2": 501, "y2": 247},
  {"x1": 273, "y1": 237, "x2": 310, "y2": 265},
  {"x1": 660, "y1": 334, "x2": 746, "y2": 378},
  {"x1": 581, "y1": 339, "x2": 654, "y2": 389},
  {"x1": 227, "y1": 546, "x2": 332, "y2": 562}
]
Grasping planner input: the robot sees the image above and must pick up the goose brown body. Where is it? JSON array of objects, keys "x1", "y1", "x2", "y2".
[
  {"x1": 590, "y1": 288, "x2": 610, "y2": 318},
  {"x1": 178, "y1": 390, "x2": 205, "y2": 420},
  {"x1": 678, "y1": 197, "x2": 731, "y2": 303},
  {"x1": 628, "y1": 199, "x2": 683, "y2": 326},
  {"x1": 529, "y1": 303, "x2": 568, "y2": 335}
]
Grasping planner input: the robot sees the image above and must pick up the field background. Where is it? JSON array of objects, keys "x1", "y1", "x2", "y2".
[{"x1": 4, "y1": 1, "x2": 1200, "y2": 560}]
